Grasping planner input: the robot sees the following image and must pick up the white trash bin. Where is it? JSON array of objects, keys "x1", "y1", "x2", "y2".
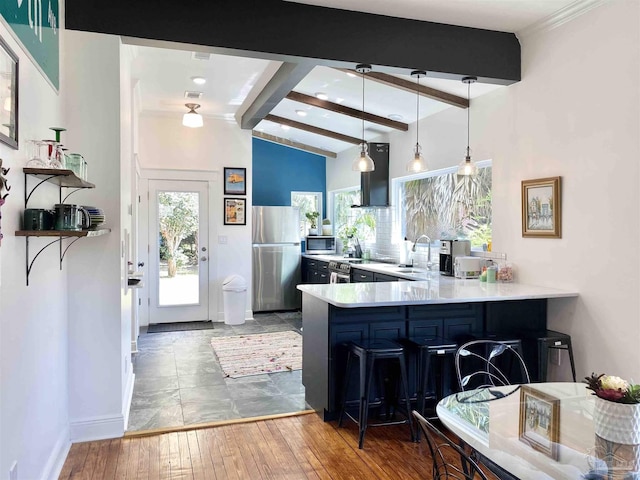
[{"x1": 222, "y1": 275, "x2": 247, "y2": 325}]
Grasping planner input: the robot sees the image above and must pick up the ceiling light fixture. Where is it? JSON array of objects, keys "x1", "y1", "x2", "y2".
[
  {"x1": 191, "y1": 76, "x2": 207, "y2": 85},
  {"x1": 457, "y1": 76, "x2": 478, "y2": 176},
  {"x1": 182, "y1": 103, "x2": 203, "y2": 128},
  {"x1": 406, "y1": 70, "x2": 428, "y2": 173},
  {"x1": 352, "y1": 64, "x2": 375, "y2": 173},
  {"x1": 295, "y1": 110, "x2": 307, "y2": 117},
  {"x1": 315, "y1": 92, "x2": 328, "y2": 100}
]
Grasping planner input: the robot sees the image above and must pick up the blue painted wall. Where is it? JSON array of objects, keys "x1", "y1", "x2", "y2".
[{"x1": 252, "y1": 138, "x2": 326, "y2": 211}]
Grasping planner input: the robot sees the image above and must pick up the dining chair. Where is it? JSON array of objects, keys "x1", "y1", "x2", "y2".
[
  {"x1": 455, "y1": 339, "x2": 530, "y2": 391},
  {"x1": 413, "y1": 410, "x2": 489, "y2": 480}
]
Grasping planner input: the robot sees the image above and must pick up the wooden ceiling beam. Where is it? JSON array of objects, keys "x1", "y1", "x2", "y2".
[
  {"x1": 337, "y1": 69, "x2": 469, "y2": 109},
  {"x1": 252, "y1": 131, "x2": 337, "y2": 158},
  {"x1": 285, "y1": 91, "x2": 408, "y2": 131},
  {"x1": 264, "y1": 114, "x2": 362, "y2": 145}
]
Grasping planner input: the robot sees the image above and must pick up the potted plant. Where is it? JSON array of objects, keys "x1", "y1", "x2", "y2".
[
  {"x1": 305, "y1": 211, "x2": 319, "y2": 235},
  {"x1": 584, "y1": 373, "x2": 640, "y2": 444},
  {"x1": 322, "y1": 218, "x2": 332, "y2": 236}
]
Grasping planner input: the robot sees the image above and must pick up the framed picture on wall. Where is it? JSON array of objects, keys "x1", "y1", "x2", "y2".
[
  {"x1": 224, "y1": 167, "x2": 246, "y2": 195},
  {"x1": 521, "y1": 176, "x2": 561, "y2": 238},
  {"x1": 224, "y1": 197, "x2": 246, "y2": 225},
  {"x1": 0, "y1": 35, "x2": 19, "y2": 149}
]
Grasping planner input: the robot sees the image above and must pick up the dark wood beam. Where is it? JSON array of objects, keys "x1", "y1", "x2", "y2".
[
  {"x1": 252, "y1": 131, "x2": 337, "y2": 158},
  {"x1": 286, "y1": 91, "x2": 408, "y2": 131},
  {"x1": 264, "y1": 114, "x2": 361, "y2": 145},
  {"x1": 65, "y1": 0, "x2": 521, "y2": 84},
  {"x1": 240, "y1": 62, "x2": 315, "y2": 129},
  {"x1": 338, "y1": 69, "x2": 469, "y2": 109}
]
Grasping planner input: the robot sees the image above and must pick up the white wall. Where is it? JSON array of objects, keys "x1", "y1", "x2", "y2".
[
  {"x1": 329, "y1": 1, "x2": 640, "y2": 381},
  {"x1": 0, "y1": 21, "x2": 71, "y2": 480},
  {"x1": 138, "y1": 114, "x2": 253, "y2": 320}
]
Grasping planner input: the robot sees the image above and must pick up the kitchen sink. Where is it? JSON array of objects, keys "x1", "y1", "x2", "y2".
[{"x1": 394, "y1": 268, "x2": 428, "y2": 273}]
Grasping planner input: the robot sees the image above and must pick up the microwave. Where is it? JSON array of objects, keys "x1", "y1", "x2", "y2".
[{"x1": 305, "y1": 236, "x2": 336, "y2": 255}]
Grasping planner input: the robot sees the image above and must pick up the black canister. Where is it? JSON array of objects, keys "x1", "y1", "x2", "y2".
[{"x1": 23, "y1": 208, "x2": 55, "y2": 230}]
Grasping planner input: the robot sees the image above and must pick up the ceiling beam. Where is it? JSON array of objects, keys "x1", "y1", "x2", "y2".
[
  {"x1": 240, "y1": 62, "x2": 315, "y2": 129},
  {"x1": 66, "y1": 0, "x2": 521, "y2": 84},
  {"x1": 265, "y1": 114, "x2": 361, "y2": 145},
  {"x1": 286, "y1": 91, "x2": 408, "y2": 131},
  {"x1": 338, "y1": 69, "x2": 469, "y2": 109},
  {"x1": 252, "y1": 131, "x2": 337, "y2": 158}
]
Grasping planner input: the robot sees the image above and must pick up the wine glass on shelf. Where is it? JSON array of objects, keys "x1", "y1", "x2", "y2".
[
  {"x1": 25, "y1": 140, "x2": 47, "y2": 168},
  {"x1": 42, "y1": 140, "x2": 64, "y2": 168}
]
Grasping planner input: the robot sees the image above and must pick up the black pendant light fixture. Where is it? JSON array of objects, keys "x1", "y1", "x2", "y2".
[
  {"x1": 352, "y1": 64, "x2": 375, "y2": 172},
  {"x1": 406, "y1": 70, "x2": 428, "y2": 173},
  {"x1": 457, "y1": 76, "x2": 478, "y2": 176}
]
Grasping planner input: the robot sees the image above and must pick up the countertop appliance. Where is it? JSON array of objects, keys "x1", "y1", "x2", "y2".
[
  {"x1": 305, "y1": 235, "x2": 336, "y2": 255},
  {"x1": 439, "y1": 239, "x2": 471, "y2": 276},
  {"x1": 454, "y1": 256, "x2": 482, "y2": 279},
  {"x1": 252, "y1": 206, "x2": 301, "y2": 312}
]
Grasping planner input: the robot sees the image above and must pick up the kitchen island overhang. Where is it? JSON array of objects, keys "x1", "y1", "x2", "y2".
[{"x1": 297, "y1": 279, "x2": 578, "y2": 420}]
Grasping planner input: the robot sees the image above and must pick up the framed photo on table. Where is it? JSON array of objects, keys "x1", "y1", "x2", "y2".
[
  {"x1": 224, "y1": 167, "x2": 246, "y2": 195},
  {"x1": 521, "y1": 176, "x2": 561, "y2": 238},
  {"x1": 519, "y1": 385, "x2": 560, "y2": 459},
  {"x1": 0, "y1": 35, "x2": 19, "y2": 150},
  {"x1": 224, "y1": 197, "x2": 246, "y2": 225}
]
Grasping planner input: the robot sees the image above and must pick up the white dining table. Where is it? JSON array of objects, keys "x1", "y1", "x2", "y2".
[{"x1": 436, "y1": 382, "x2": 638, "y2": 480}]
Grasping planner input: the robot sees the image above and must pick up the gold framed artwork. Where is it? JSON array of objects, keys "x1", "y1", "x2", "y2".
[
  {"x1": 224, "y1": 197, "x2": 246, "y2": 225},
  {"x1": 519, "y1": 385, "x2": 560, "y2": 459},
  {"x1": 521, "y1": 176, "x2": 561, "y2": 238},
  {"x1": 0, "y1": 35, "x2": 18, "y2": 150}
]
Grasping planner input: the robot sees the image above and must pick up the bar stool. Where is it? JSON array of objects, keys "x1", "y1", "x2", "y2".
[
  {"x1": 527, "y1": 330, "x2": 576, "y2": 382},
  {"x1": 400, "y1": 336, "x2": 458, "y2": 418},
  {"x1": 338, "y1": 339, "x2": 416, "y2": 449}
]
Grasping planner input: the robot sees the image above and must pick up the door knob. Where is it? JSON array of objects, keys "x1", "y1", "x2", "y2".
[{"x1": 200, "y1": 256, "x2": 208, "y2": 261}]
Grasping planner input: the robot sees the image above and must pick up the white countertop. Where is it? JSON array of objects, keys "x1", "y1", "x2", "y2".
[{"x1": 297, "y1": 276, "x2": 578, "y2": 308}]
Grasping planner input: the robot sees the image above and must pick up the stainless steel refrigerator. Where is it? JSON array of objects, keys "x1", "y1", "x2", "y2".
[{"x1": 252, "y1": 206, "x2": 302, "y2": 312}]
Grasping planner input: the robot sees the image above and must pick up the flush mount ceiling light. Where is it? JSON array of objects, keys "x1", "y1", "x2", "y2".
[
  {"x1": 406, "y1": 70, "x2": 428, "y2": 173},
  {"x1": 315, "y1": 92, "x2": 328, "y2": 100},
  {"x1": 191, "y1": 76, "x2": 206, "y2": 85},
  {"x1": 182, "y1": 103, "x2": 203, "y2": 128},
  {"x1": 352, "y1": 64, "x2": 375, "y2": 172},
  {"x1": 295, "y1": 110, "x2": 307, "y2": 117},
  {"x1": 458, "y1": 76, "x2": 478, "y2": 176}
]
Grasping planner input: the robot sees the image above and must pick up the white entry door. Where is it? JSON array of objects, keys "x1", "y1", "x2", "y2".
[{"x1": 149, "y1": 180, "x2": 209, "y2": 323}]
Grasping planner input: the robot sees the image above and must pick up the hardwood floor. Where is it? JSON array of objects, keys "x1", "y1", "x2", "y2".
[{"x1": 60, "y1": 412, "x2": 436, "y2": 479}]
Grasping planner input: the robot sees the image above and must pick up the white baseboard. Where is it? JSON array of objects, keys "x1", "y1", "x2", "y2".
[
  {"x1": 69, "y1": 414, "x2": 125, "y2": 442},
  {"x1": 40, "y1": 426, "x2": 71, "y2": 480},
  {"x1": 123, "y1": 371, "x2": 135, "y2": 429}
]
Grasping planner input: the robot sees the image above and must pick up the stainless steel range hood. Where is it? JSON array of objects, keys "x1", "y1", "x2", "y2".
[{"x1": 352, "y1": 142, "x2": 390, "y2": 208}]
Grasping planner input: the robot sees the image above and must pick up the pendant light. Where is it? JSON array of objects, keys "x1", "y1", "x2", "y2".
[
  {"x1": 457, "y1": 76, "x2": 478, "y2": 176},
  {"x1": 182, "y1": 103, "x2": 203, "y2": 128},
  {"x1": 406, "y1": 70, "x2": 428, "y2": 173},
  {"x1": 352, "y1": 64, "x2": 375, "y2": 172}
]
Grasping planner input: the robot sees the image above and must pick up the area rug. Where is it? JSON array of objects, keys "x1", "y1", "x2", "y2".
[
  {"x1": 147, "y1": 321, "x2": 215, "y2": 333},
  {"x1": 210, "y1": 331, "x2": 302, "y2": 378}
]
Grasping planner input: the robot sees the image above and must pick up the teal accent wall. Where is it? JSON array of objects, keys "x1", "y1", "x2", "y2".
[
  {"x1": 252, "y1": 138, "x2": 326, "y2": 211},
  {"x1": 1, "y1": 0, "x2": 60, "y2": 89}
]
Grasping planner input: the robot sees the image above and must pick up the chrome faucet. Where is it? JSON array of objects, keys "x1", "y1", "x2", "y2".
[{"x1": 412, "y1": 234, "x2": 432, "y2": 269}]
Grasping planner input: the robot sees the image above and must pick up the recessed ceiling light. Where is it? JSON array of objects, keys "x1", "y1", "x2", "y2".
[
  {"x1": 315, "y1": 92, "x2": 328, "y2": 100},
  {"x1": 296, "y1": 110, "x2": 307, "y2": 117},
  {"x1": 281, "y1": 125, "x2": 291, "y2": 130},
  {"x1": 388, "y1": 114, "x2": 404, "y2": 121},
  {"x1": 191, "y1": 76, "x2": 207, "y2": 85}
]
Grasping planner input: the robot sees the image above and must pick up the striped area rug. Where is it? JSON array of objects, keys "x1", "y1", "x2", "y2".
[{"x1": 210, "y1": 331, "x2": 302, "y2": 378}]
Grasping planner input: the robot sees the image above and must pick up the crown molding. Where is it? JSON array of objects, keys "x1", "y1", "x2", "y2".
[{"x1": 517, "y1": 0, "x2": 608, "y2": 39}]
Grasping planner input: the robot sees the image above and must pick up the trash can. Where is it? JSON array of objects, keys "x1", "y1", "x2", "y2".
[{"x1": 222, "y1": 275, "x2": 247, "y2": 325}]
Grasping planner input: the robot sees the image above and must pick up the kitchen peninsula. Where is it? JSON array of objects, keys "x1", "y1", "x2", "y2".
[{"x1": 297, "y1": 278, "x2": 578, "y2": 420}]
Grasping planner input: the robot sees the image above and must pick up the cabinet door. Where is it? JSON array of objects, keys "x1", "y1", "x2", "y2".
[
  {"x1": 329, "y1": 323, "x2": 368, "y2": 412},
  {"x1": 318, "y1": 271, "x2": 330, "y2": 284},
  {"x1": 369, "y1": 320, "x2": 406, "y2": 340},
  {"x1": 351, "y1": 268, "x2": 374, "y2": 282},
  {"x1": 407, "y1": 319, "x2": 443, "y2": 339},
  {"x1": 374, "y1": 272, "x2": 400, "y2": 282}
]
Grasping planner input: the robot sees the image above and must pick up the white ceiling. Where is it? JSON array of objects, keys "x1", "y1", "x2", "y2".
[{"x1": 131, "y1": 0, "x2": 580, "y2": 155}]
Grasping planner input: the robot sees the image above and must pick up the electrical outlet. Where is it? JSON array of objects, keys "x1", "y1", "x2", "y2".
[{"x1": 9, "y1": 461, "x2": 17, "y2": 480}]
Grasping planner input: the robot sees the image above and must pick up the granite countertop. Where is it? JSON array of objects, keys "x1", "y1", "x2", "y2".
[{"x1": 297, "y1": 277, "x2": 578, "y2": 308}]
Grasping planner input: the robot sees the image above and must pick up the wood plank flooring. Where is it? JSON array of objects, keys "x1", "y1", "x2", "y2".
[{"x1": 60, "y1": 413, "x2": 438, "y2": 479}]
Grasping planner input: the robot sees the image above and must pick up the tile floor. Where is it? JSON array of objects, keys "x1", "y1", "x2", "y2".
[{"x1": 128, "y1": 311, "x2": 307, "y2": 432}]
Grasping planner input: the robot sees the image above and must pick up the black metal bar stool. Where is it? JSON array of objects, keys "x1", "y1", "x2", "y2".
[
  {"x1": 338, "y1": 338, "x2": 416, "y2": 449},
  {"x1": 400, "y1": 336, "x2": 458, "y2": 418},
  {"x1": 527, "y1": 330, "x2": 576, "y2": 382}
]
